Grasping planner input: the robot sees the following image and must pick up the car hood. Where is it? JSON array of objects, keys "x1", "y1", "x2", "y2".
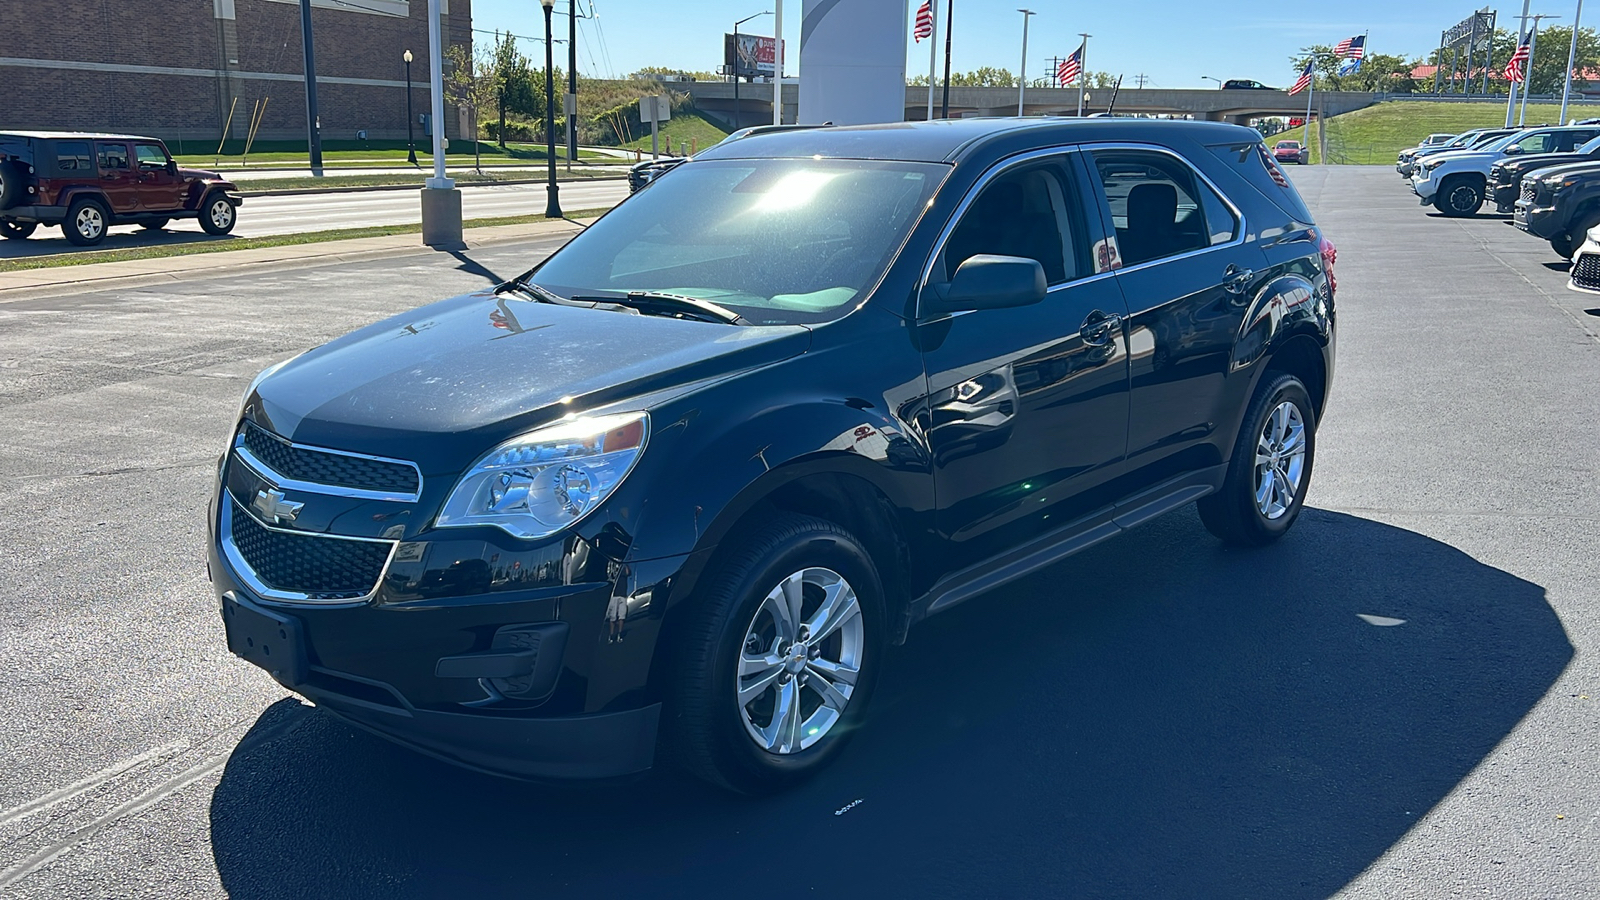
[
  {"x1": 1422, "y1": 150, "x2": 1497, "y2": 167},
  {"x1": 177, "y1": 166, "x2": 223, "y2": 180},
  {"x1": 1497, "y1": 151, "x2": 1586, "y2": 173},
  {"x1": 251, "y1": 291, "x2": 811, "y2": 465},
  {"x1": 1530, "y1": 159, "x2": 1600, "y2": 185}
]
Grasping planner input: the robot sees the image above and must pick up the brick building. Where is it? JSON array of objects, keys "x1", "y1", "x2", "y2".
[{"x1": 0, "y1": 0, "x2": 472, "y2": 147}]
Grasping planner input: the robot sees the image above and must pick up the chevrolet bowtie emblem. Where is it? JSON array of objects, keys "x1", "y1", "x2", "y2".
[{"x1": 252, "y1": 488, "x2": 304, "y2": 524}]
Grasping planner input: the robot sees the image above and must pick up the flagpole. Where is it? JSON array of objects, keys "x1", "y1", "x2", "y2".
[
  {"x1": 1303, "y1": 54, "x2": 1315, "y2": 152},
  {"x1": 1521, "y1": 16, "x2": 1547, "y2": 126},
  {"x1": 1016, "y1": 9, "x2": 1034, "y2": 116},
  {"x1": 1563, "y1": 0, "x2": 1584, "y2": 123},
  {"x1": 1076, "y1": 34, "x2": 1090, "y2": 116},
  {"x1": 925, "y1": 1, "x2": 938, "y2": 120},
  {"x1": 1508, "y1": 0, "x2": 1531, "y2": 127},
  {"x1": 940, "y1": 0, "x2": 953, "y2": 118}
]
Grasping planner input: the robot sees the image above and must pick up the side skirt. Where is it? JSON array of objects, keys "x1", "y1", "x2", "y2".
[{"x1": 906, "y1": 464, "x2": 1226, "y2": 628}]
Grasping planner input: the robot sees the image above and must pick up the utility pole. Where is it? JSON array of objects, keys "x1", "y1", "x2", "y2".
[
  {"x1": 1045, "y1": 57, "x2": 1060, "y2": 88},
  {"x1": 1016, "y1": 9, "x2": 1034, "y2": 116},
  {"x1": 567, "y1": 0, "x2": 577, "y2": 171},
  {"x1": 297, "y1": 0, "x2": 323, "y2": 177},
  {"x1": 1133, "y1": 73, "x2": 1150, "y2": 89}
]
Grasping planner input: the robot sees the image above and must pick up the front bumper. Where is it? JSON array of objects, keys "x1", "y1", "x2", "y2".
[
  {"x1": 1493, "y1": 183, "x2": 1518, "y2": 214},
  {"x1": 1411, "y1": 171, "x2": 1438, "y2": 202},
  {"x1": 208, "y1": 486, "x2": 690, "y2": 780},
  {"x1": 1569, "y1": 245, "x2": 1600, "y2": 294},
  {"x1": 1513, "y1": 198, "x2": 1563, "y2": 237}
]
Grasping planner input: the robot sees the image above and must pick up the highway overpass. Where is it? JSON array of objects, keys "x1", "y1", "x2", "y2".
[{"x1": 664, "y1": 81, "x2": 1383, "y2": 130}]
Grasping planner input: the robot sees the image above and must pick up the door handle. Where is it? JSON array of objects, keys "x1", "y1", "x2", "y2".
[
  {"x1": 1224, "y1": 265, "x2": 1255, "y2": 294},
  {"x1": 1081, "y1": 310, "x2": 1123, "y2": 347}
]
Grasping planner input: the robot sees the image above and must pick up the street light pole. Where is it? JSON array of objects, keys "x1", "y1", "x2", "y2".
[
  {"x1": 1521, "y1": 14, "x2": 1556, "y2": 126},
  {"x1": 298, "y1": 0, "x2": 324, "y2": 177},
  {"x1": 733, "y1": 11, "x2": 771, "y2": 132},
  {"x1": 404, "y1": 50, "x2": 418, "y2": 166},
  {"x1": 541, "y1": 0, "x2": 562, "y2": 217},
  {"x1": 1076, "y1": 33, "x2": 1090, "y2": 116},
  {"x1": 940, "y1": 0, "x2": 954, "y2": 118},
  {"x1": 567, "y1": 0, "x2": 577, "y2": 171},
  {"x1": 1562, "y1": 0, "x2": 1585, "y2": 123},
  {"x1": 1202, "y1": 75, "x2": 1222, "y2": 88},
  {"x1": 773, "y1": 0, "x2": 784, "y2": 126},
  {"x1": 1016, "y1": 9, "x2": 1034, "y2": 116}
]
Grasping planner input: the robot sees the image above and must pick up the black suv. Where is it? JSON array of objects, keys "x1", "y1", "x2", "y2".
[
  {"x1": 0, "y1": 132, "x2": 241, "y2": 245},
  {"x1": 1490, "y1": 133, "x2": 1600, "y2": 215},
  {"x1": 1513, "y1": 158, "x2": 1600, "y2": 257},
  {"x1": 212, "y1": 119, "x2": 1336, "y2": 793}
]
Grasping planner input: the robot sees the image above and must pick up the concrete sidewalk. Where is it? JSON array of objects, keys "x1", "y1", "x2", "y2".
[{"x1": 0, "y1": 217, "x2": 588, "y2": 301}]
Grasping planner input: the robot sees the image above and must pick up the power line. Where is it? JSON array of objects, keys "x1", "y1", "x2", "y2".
[{"x1": 473, "y1": 27, "x2": 565, "y2": 46}]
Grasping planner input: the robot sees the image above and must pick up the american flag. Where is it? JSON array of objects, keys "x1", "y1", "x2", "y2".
[
  {"x1": 1504, "y1": 36, "x2": 1531, "y2": 83},
  {"x1": 1288, "y1": 60, "x2": 1313, "y2": 95},
  {"x1": 1058, "y1": 44, "x2": 1083, "y2": 85},
  {"x1": 913, "y1": 0, "x2": 934, "y2": 42},
  {"x1": 1334, "y1": 34, "x2": 1366, "y2": 59}
]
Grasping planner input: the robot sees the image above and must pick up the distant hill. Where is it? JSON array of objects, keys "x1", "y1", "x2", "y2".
[{"x1": 1305, "y1": 100, "x2": 1600, "y2": 164}]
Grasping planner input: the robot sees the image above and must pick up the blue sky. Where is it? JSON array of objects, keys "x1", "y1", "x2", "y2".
[{"x1": 471, "y1": 0, "x2": 1463, "y2": 89}]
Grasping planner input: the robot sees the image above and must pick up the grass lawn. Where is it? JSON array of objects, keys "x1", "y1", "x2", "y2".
[
  {"x1": 619, "y1": 109, "x2": 729, "y2": 156},
  {"x1": 1303, "y1": 100, "x2": 1600, "y2": 164},
  {"x1": 239, "y1": 170, "x2": 622, "y2": 193},
  {"x1": 0, "y1": 208, "x2": 610, "y2": 274},
  {"x1": 174, "y1": 140, "x2": 610, "y2": 169}
]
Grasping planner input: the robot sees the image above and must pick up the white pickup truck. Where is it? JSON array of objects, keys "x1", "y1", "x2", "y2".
[{"x1": 1411, "y1": 125, "x2": 1600, "y2": 216}]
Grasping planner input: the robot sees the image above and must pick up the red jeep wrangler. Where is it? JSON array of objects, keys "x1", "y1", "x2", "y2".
[{"x1": 0, "y1": 132, "x2": 242, "y2": 246}]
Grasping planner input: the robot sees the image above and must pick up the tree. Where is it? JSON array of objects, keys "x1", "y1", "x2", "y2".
[
  {"x1": 1525, "y1": 26, "x2": 1600, "y2": 95},
  {"x1": 445, "y1": 43, "x2": 497, "y2": 172},
  {"x1": 489, "y1": 32, "x2": 537, "y2": 148},
  {"x1": 909, "y1": 68, "x2": 1115, "y2": 89},
  {"x1": 630, "y1": 66, "x2": 719, "y2": 81},
  {"x1": 1290, "y1": 46, "x2": 1418, "y2": 92}
]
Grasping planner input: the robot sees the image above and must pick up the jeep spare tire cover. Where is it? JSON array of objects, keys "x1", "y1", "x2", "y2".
[{"x1": 0, "y1": 162, "x2": 18, "y2": 210}]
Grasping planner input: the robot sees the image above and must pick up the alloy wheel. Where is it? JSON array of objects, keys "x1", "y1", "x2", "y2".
[
  {"x1": 736, "y1": 566, "x2": 863, "y2": 755},
  {"x1": 1450, "y1": 185, "x2": 1478, "y2": 213},
  {"x1": 76, "y1": 206, "x2": 104, "y2": 240},
  {"x1": 209, "y1": 200, "x2": 234, "y2": 229},
  {"x1": 1254, "y1": 400, "x2": 1307, "y2": 520}
]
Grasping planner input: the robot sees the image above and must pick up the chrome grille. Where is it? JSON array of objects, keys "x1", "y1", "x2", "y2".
[
  {"x1": 1522, "y1": 180, "x2": 1540, "y2": 203},
  {"x1": 225, "y1": 496, "x2": 393, "y2": 601},
  {"x1": 238, "y1": 420, "x2": 420, "y2": 498},
  {"x1": 1573, "y1": 253, "x2": 1600, "y2": 291}
]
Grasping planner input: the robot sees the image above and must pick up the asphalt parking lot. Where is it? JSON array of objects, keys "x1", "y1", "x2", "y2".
[{"x1": 0, "y1": 165, "x2": 1597, "y2": 899}]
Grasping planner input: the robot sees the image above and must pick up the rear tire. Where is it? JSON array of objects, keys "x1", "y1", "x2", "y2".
[
  {"x1": 667, "y1": 513, "x2": 885, "y2": 795},
  {"x1": 1434, "y1": 175, "x2": 1485, "y2": 217},
  {"x1": 199, "y1": 194, "x2": 236, "y2": 236},
  {"x1": 0, "y1": 163, "x2": 18, "y2": 210},
  {"x1": 1198, "y1": 372, "x2": 1317, "y2": 547},
  {"x1": 62, "y1": 198, "x2": 108, "y2": 246},
  {"x1": 0, "y1": 219, "x2": 36, "y2": 240}
]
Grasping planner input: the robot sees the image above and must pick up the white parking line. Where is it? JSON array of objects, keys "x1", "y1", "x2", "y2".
[{"x1": 0, "y1": 740, "x2": 189, "y2": 829}]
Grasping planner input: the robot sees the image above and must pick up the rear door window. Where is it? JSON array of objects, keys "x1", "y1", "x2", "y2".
[
  {"x1": 1088, "y1": 150, "x2": 1212, "y2": 267},
  {"x1": 54, "y1": 141, "x2": 92, "y2": 172},
  {"x1": 96, "y1": 142, "x2": 130, "y2": 173}
]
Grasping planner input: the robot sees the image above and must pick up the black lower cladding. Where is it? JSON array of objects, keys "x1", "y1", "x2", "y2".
[
  {"x1": 229, "y1": 499, "x2": 391, "y2": 599},
  {"x1": 1574, "y1": 253, "x2": 1600, "y2": 291}
]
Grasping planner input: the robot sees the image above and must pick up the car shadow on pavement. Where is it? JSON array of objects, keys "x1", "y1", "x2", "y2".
[
  {"x1": 0, "y1": 228, "x2": 229, "y2": 259},
  {"x1": 208, "y1": 507, "x2": 1570, "y2": 900}
]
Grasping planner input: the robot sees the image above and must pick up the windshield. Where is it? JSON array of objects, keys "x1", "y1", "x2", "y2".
[
  {"x1": 1580, "y1": 135, "x2": 1600, "y2": 153},
  {"x1": 1473, "y1": 131, "x2": 1520, "y2": 150},
  {"x1": 532, "y1": 158, "x2": 949, "y2": 325},
  {"x1": 1275, "y1": 141, "x2": 1299, "y2": 149},
  {"x1": 1443, "y1": 131, "x2": 1481, "y2": 149}
]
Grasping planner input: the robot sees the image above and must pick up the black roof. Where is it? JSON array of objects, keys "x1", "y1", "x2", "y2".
[
  {"x1": 0, "y1": 131, "x2": 159, "y2": 142},
  {"x1": 693, "y1": 117, "x2": 1263, "y2": 164}
]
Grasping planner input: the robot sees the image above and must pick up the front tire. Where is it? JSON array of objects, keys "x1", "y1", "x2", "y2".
[
  {"x1": 62, "y1": 198, "x2": 108, "y2": 246},
  {"x1": 199, "y1": 194, "x2": 236, "y2": 235},
  {"x1": 1552, "y1": 234, "x2": 1577, "y2": 260},
  {"x1": 1434, "y1": 175, "x2": 1485, "y2": 217},
  {"x1": 1558, "y1": 210, "x2": 1600, "y2": 261},
  {"x1": 1198, "y1": 372, "x2": 1317, "y2": 547},
  {"x1": 0, "y1": 219, "x2": 36, "y2": 240},
  {"x1": 668, "y1": 513, "x2": 885, "y2": 794}
]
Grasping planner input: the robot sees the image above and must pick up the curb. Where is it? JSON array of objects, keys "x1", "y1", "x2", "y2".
[{"x1": 240, "y1": 175, "x2": 629, "y2": 198}]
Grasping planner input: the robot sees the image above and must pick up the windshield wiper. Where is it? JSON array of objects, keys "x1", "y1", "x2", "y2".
[
  {"x1": 495, "y1": 275, "x2": 572, "y2": 306},
  {"x1": 568, "y1": 291, "x2": 748, "y2": 325}
]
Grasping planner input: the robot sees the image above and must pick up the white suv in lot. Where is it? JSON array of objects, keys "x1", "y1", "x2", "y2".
[{"x1": 1411, "y1": 126, "x2": 1600, "y2": 216}]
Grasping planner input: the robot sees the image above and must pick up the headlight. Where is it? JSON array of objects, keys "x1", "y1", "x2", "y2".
[{"x1": 436, "y1": 412, "x2": 649, "y2": 539}]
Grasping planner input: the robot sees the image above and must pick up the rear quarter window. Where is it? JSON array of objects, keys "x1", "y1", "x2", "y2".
[
  {"x1": 1206, "y1": 141, "x2": 1315, "y2": 224},
  {"x1": 53, "y1": 141, "x2": 92, "y2": 172}
]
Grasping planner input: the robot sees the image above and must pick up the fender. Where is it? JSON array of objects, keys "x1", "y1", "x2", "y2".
[
  {"x1": 1217, "y1": 268, "x2": 1331, "y2": 462},
  {"x1": 54, "y1": 185, "x2": 111, "y2": 213}
]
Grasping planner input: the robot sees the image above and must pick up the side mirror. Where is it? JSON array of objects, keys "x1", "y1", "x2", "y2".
[
  {"x1": 167, "y1": 160, "x2": 178, "y2": 174},
  {"x1": 929, "y1": 254, "x2": 1047, "y2": 315},
  {"x1": 1503, "y1": 145, "x2": 1523, "y2": 156}
]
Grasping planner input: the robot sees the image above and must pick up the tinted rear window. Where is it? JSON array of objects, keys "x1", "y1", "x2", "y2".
[
  {"x1": 1206, "y1": 141, "x2": 1315, "y2": 225},
  {"x1": 54, "y1": 141, "x2": 91, "y2": 172}
]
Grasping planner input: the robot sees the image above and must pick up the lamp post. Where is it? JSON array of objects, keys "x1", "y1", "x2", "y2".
[
  {"x1": 541, "y1": 0, "x2": 562, "y2": 218},
  {"x1": 1562, "y1": 0, "x2": 1585, "y2": 123},
  {"x1": 1016, "y1": 9, "x2": 1034, "y2": 116},
  {"x1": 1201, "y1": 75, "x2": 1223, "y2": 88},
  {"x1": 733, "y1": 11, "x2": 771, "y2": 131},
  {"x1": 403, "y1": 50, "x2": 417, "y2": 166}
]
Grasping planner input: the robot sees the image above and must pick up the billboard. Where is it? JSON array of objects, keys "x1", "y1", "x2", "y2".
[
  {"x1": 799, "y1": 0, "x2": 908, "y2": 126},
  {"x1": 725, "y1": 33, "x2": 782, "y2": 78}
]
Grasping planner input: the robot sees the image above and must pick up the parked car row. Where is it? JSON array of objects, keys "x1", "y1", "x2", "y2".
[
  {"x1": 0, "y1": 132, "x2": 242, "y2": 245},
  {"x1": 1399, "y1": 123, "x2": 1600, "y2": 295}
]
